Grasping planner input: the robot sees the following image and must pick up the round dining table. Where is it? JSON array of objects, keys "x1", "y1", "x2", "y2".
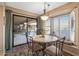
[{"x1": 32, "y1": 35, "x2": 58, "y2": 55}]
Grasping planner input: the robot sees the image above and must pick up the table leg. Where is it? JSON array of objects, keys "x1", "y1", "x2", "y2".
[
  {"x1": 32, "y1": 41, "x2": 34, "y2": 56},
  {"x1": 42, "y1": 43, "x2": 46, "y2": 56}
]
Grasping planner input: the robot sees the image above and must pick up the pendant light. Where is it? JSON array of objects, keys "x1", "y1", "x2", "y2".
[{"x1": 41, "y1": 2, "x2": 49, "y2": 20}]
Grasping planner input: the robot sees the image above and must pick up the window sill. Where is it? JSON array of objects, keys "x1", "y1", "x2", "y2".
[
  {"x1": 64, "y1": 40, "x2": 75, "y2": 45},
  {"x1": 63, "y1": 44, "x2": 79, "y2": 56}
]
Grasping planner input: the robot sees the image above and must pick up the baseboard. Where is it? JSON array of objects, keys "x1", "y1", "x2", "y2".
[{"x1": 13, "y1": 43, "x2": 27, "y2": 47}]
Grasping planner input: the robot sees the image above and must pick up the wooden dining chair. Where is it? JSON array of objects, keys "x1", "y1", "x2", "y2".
[{"x1": 44, "y1": 37, "x2": 65, "y2": 56}]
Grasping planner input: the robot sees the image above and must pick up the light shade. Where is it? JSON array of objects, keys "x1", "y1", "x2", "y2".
[
  {"x1": 17, "y1": 26, "x2": 20, "y2": 28},
  {"x1": 41, "y1": 15, "x2": 48, "y2": 20},
  {"x1": 24, "y1": 22, "x2": 27, "y2": 25}
]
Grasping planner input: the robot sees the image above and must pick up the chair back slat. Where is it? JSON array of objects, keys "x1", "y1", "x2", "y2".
[{"x1": 56, "y1": 37, "x2": 65, "y2": 56}]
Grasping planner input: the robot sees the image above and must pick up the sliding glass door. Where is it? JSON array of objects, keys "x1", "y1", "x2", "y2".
[
  {"x1": 13, "y1": 15, "x2": 27, "y2": 46},
  {"x1": 13, "y1": 15, "x2": 37, "y2": 46}
]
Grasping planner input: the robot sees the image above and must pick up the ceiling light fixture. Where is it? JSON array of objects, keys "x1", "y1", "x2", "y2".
[
  {"x1": 20, "y1": 24, "x2": 23, "y2": 27},
  {"x1": 41, "y1": 2, "x2": 49, "y2": 20}
]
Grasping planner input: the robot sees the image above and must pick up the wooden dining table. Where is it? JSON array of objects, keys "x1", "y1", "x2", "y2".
[{"x1": 32, "y1": 35, "x2": 58, "y2": 55}]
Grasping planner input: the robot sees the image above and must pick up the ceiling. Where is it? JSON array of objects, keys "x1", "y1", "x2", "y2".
[{"x1": 5, "y1": 2, "x2": 68, "y2": 15}]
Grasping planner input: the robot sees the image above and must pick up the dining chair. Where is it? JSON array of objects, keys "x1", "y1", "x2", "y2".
[
  {"x1": 26, "y1": 36, "x2": 33, "y2": 55},
  {"x1": 27, "y1": 36, "x2": 43, "y2": 56},
  {"x1": 44, "y1": 37, "x2": 65, "y2": 56}
]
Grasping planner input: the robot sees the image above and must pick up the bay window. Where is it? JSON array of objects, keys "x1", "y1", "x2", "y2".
[{"x1": 50, "y1": 14, "x2": 71, "y2": 41}]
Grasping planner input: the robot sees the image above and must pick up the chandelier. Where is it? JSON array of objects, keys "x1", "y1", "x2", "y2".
[{"x1": 41, "y1": 2, "x2": 49, "y2": 20}]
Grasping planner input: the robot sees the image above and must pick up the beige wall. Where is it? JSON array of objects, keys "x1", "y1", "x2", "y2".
[
  {"x1": 0, "y1": 5, "x2": 4, "y2": 55},
  {"x1": 46, "y1": 3, "x2": 79, "y2": 17}
]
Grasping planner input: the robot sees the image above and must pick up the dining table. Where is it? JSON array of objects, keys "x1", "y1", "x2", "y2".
[{"x1": 32, "y1": 35, "x2": 59, "y2": 55}]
